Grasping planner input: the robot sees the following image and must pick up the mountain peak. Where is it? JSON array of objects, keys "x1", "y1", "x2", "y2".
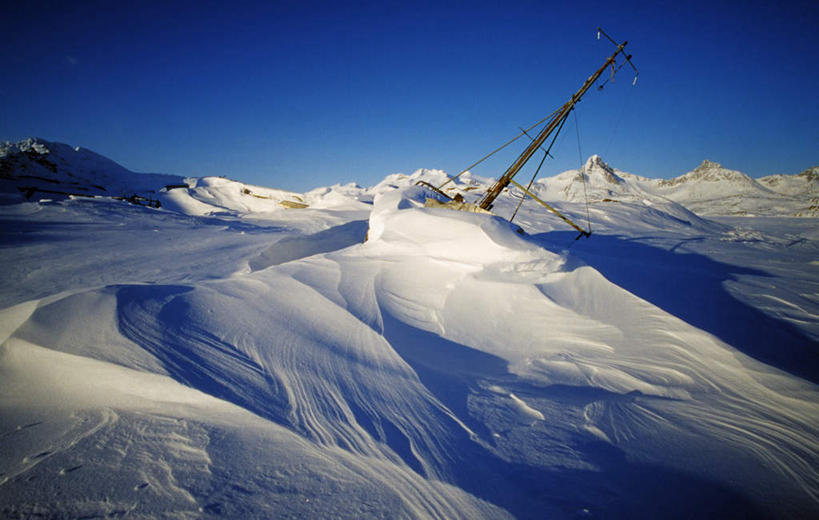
[
  {"x1": 582, "y1": 154, "x2": 622, "y2": 184},
  {"x1": 1, "y1": 137, "x2": 52, "y2": 158},
  {"x1": 695, "y1": 159, "x2": 723, "y2": 171},
  {"x1": 797, "y1": 166, "x2": 818, "y2": 182},
  {"x1": 658, "y1": 160, "x2": 755, "y2": 188},
  {"x1": 584, "y1": 154, "x2": 610, "y2": 171}
]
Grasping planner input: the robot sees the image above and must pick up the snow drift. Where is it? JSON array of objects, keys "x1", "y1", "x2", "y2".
[{"x1": 1, "y1": 139, "x2": 818, "y2": 518}]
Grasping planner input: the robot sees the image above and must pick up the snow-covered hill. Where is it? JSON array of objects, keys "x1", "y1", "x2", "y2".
[
  {"x1": 529, "y1": 155, "x2": 651, "y2": 203},
  {"x1": 521, "y1": 156, "x2": 817, "y2": 218},
  {"x1": 0, "y1": 138, "x2": 184, "y2": 204},
  {"x1": 759, "y1": 166, "x2": 818, "y2": 196},
  {"x1": 1, "y1": 139, "x2": 818, "y2": 518},
  {"x1": 3, "y1": 138, "x2": 816, "y2": 218},
  {"x1": 650, "y1": 160, "x2": 818, "y2": 217},
  {"x1": 0, "y1": 138, "x2": 369, "y2": 217}
]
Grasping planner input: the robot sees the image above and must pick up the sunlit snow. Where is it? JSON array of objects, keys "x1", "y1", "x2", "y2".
[{"x1": 1, "y1": 139, "x2": 817, "y2": 518}]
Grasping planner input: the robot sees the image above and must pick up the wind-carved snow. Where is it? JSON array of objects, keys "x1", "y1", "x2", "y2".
[{"x1": 1, "y1": 139, "x2": 818, "y2": 518}]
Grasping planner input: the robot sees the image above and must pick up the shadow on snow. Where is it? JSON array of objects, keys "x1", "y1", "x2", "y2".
[
  {"x1": 533, "y1": 231, "x2": 819, "y2": 385},
  {"x1": 249, "y1": 220, "x2": 368, "y2": 271},
  {"x1": 113, "y1": 282, "x2": 768, "y2": 518},
  {"x1": 380, "y1": 311, "x2": 766, "y2": 519}
]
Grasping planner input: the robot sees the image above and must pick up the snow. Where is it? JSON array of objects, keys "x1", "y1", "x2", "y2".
[
  {"x1": 1, "y1": 138, "x2": 818, "y2": 518},
  {"x1": 518, "y1": 155, "x2": 817, "y2": 218},
  {"x1": 759, "y1": 166, "x2": 818, "y2": 197},
  {"x1": 652, "y1": 160, "x2": 818, "y2": 217},
  {"x1": 0, "y1": 138, "x2": 184, "y2": 201}
]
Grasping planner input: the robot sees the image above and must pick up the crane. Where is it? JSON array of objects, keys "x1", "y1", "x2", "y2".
[{"x1": 421, "y1": 28, "x2": 638, "y2": 239}]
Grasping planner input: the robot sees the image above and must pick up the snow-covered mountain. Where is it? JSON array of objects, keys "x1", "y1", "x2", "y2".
[
  {"x1": 0, "y1": 138, "x2": 184, "y2": 203},
  {"x1": 1, "y1": 138, "x2": 818, "y2": 518},
  {"x1": 522, "y1": 156, "x2": 817, "y2": 218},
  {"x1": 530, "y1": 154, "x2": 654, "y2": 203},
  {"x1": 0, "y1": 138, "x2": 373, "y2": 217},
  {"x1": 759, "y1": 166, "x2": 818, "y2": 196},
  {"x1": 649, "y1": 159, "x2": 817, "y2": 217},
  {"x1": 3, "y1": 138, "x2": 816, "y2": 218}
]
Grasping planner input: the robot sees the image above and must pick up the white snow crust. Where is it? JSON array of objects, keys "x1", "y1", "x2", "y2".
[{"x1": 1, "y1": 138, "x2": 818, "y2": 518}]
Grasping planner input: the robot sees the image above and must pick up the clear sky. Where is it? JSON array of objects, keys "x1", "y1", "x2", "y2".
[{"x1": 2, "y1": 0, "x2": 817, "y2": 191}]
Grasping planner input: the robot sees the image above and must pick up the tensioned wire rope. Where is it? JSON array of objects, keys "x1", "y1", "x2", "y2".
[
  {"x1": 574, "y1": 109, "x2": 592, "y2": 235},
  {"x1": 508, "y1": 110, "x2": 573, "y2": 222},
  {"x1": 438, "y1": 30, "x2": 635, "y2": 230},
  {"x1": 437, "y1": 106, "x2": 564, "y2": 190}
]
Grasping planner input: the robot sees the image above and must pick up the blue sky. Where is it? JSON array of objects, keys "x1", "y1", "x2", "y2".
[{"x1": 2, "y1": 0, "x2": 817, "y2": 191}]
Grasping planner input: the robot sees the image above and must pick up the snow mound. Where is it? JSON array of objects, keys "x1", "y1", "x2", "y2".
[
  {"x1": 366, "y1": 185, "x2": 550, "y2": 267},
  {"x1": 166, "y1": 176, "x2": 304, "y2": 215},
  {"x1": 303, "y1": 182, "x2": 374, "y2": 210}
]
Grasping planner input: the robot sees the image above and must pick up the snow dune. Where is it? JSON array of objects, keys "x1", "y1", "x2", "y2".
[{"x1": 1, "y1": 141, "x2": 818, "y2": 518}]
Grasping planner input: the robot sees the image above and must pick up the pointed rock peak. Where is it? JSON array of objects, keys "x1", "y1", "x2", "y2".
[
  {"x1": 1, "y1": 137, "x2": 52, "y2": 158},
  {"x1": 582, "y1": 154, "x2": 622, "y2": 184},
  {"x1": 584, "y1": 154, "x2": 611, "y2": 171},
  {"x1": 695, "y1": 159, "x2": 723, "y2": 171}
]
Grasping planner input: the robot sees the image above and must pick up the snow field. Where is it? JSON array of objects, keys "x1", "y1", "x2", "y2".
[{"x1": 1, "y1": 140, "x2": 818, "y2": 517}]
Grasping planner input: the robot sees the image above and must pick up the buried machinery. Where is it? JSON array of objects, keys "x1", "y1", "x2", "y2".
[{"x1": 418, "y1": 28, "x2": 638, "y2": 239}]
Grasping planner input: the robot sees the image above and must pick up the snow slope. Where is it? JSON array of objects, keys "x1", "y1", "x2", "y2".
[
  {"x1": 1, "y1": 138, "x2": 364, "y2": 218},
  {"x1": 1, "y1": 141, "x2": 818, "y2": 518},
  {"x1": 523, "y1": 156, "x2": 817, "y2": 218},
  {"x1": 759, "y1": 166, "x2": 818, "y2": 197},
  {"x1": 0, "y1": 138, "x2": 184, "y2": 203},
  {"x1": 4, "y1": 138, "x2": 815, "y2": 218},
  {"x1": 529, "y1": 155, "x2": 653, "y2": 204},
  {"x1": 652, "y1": 160, "x2": 818, "y2": 217}
]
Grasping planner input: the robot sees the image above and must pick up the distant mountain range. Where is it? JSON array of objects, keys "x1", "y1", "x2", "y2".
[
  {"x1": 528, "y1": 155, "x2": 817, "y2": 217},
  {"x1": 2, "y1": 137, "x2": 816, "y2": 217},
  {"x1": 652, "y1": 159, "x2": 817, "y2": 217}
]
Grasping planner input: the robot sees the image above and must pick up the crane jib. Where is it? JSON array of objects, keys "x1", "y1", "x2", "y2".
[{"x1": 478, "y1": 41, "x2": 629, "y2": 211}]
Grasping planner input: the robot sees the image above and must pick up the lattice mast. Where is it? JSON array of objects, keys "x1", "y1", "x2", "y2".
[{"x1": 478, "y1": 31, "x2": 633, "y2": 211}]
